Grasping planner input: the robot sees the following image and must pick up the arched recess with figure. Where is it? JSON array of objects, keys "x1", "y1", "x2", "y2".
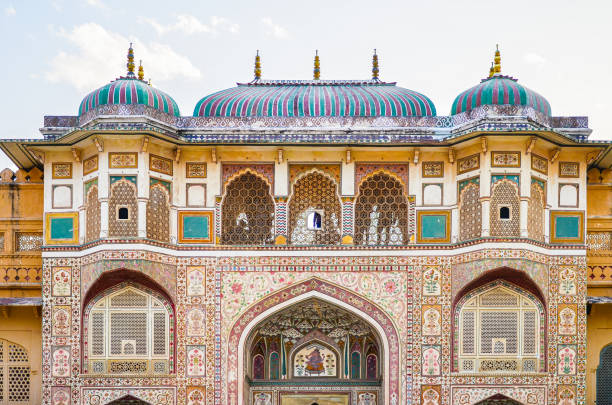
[
  {"x1": 226, "y1": 278, "x2": 401, "y2": 405},
  {"x1": 81, "y1": 269, "x2": 175, "y2": 375},
  {"x1": 453, "y1": 267, "x2": 547, "y2": 374}
]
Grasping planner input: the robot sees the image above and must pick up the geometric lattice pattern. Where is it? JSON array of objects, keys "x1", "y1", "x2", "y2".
[
  {"x1": 490, "y1": 180, "x2": 520, "y2": 238},
  {"x1": 86, "y1": 184, "x2": 101, "y2": 242},
  {"x1": 289, "y1": 171, "x2": 341, "y2": 245},
  {"x1": 354, "y1": 172, "x2": 408, "y2": 245},
  {"x1": 14, "y1": 232, "x2": 43, "y2": 251},
  {"x1": 221, "y1": 172, "x2": 275, "y2": 245},
  {"x1": 597, "y1": 345, "x2": 612, "y2": 404},
  {"x1": 146, "y1": 183, "x2": 170, "y2": 243},
  {"x1": 0, "y1": 340, "x2": 30, "y2": 403},
  {"x1": 528, "y1": 182, "x2": 545, "y2": 242},
  {"x1": 109, "y1": 179, "x2": 138, "y2": 238},
  {"x1": 459, "y1": 182, "x2": 481, "y2": 241}
]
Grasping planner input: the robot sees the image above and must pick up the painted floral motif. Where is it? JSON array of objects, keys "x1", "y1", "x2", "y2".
[
  {"x1": 52, "y1": 347, "x2": 70, "y2": 377},
  {"x1": 187, "y1": 388, "x2": 205, "y2": 405},
  {"x1": 253, "y1": 392, "x2": 273, "y2": 405},
  {"x1": 559, "y1": 306, "x2": 577, "y2": 335},
  {"x1": 422, "y1": 346, "x2": 441, "y2": 376},
  {"x1": 187, "y1": 268, "x2": 206, "y2": 296},
  {"x1": 422, "y1": 267, "x2": 441, "y2": 296},
  {"x1": 559, "y1": 267, "x2": 577, "y2": 295},
  {"x1": 357, "y1": 392, "x2": 376, "y2": 405},
  {"x1": 558, "y1": 386, "x2": 576, "y2": 405},
  {"x1": 422, "y1": 306, "x2": 441, "y2": 336},
  {"x1": 52, "y1": 267, "x2": 71, "y2": 296},
  {"x1": 52, "y1": 387, "x2": 70, "y2": 405},
  {"x1": 422, "y1": 388, "x2": 440, "y2": 405},
  {"x1": 558, "y1": 345, "x2": 577, "y2": 375},
  {"x1": 52, "y1": 306, "x2": 70, "y2": 336},
  {"x1": 187, "y1": 308, "x2": 206, "y2": 336},
  {"x1": 187, "y1": 346, "x2": 206, "y2": 376}
]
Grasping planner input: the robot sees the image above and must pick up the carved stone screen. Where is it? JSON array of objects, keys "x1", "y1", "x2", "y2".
[
  {"x1": 221, "y1": 172, "x2": 275, "y2": 245},
  {"x1": 0, "y1": 340, "x2": 30, "y2": 403},
  {"x1": 146, "y1": 183, "x2": 170, "y2": 243},
  {"x1": 354, "y1": 172, "x2": 408, "y2": 245},
  {"x1": 490, "y1": 180, "x2": 520, "y2": 238},
  {"x1": 289, "y1": 172, "x2": 341, "y2": 245},
  {"x1": 109, "y1": 178, "x2": 138, "y2": 238},
  {"x1": 85, "y1": 183, "x2": 101, "y2": 243},
  {"x1": 459, "y1": 182, "x2": 481, "y2": 241},
  {"x1": 528, "y1": 182, "x2": 545, "y2": 242}
]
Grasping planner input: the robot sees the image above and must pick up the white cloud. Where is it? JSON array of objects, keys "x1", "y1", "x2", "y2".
[
  {"x1": 45, "y1": 23, "x2": 201, "y2": 92},
  {"x1": 85, "y1": 0, "x2": 107, "y2": 8},
  {"x1": 523, "y1": 52, "x2": 547, "y2": 68},
  {"x1": 4, "y1": 5, "x2": 16, "y2": 16},
  {"x1": 261, "y1": 17, "x2": 289, "y2": 39},
  {"x1": 139, "y1": 15, "x2": 239, "y2": 36}
]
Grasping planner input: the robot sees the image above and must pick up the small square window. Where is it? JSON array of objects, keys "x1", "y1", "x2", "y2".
[
  {"x1": 499, "y1": 205, "x2": 511, "y2": 220},
  {"x1": 117, "y1": 206, "x2": 130, "y2": 220},
  {"x1": 306, "y1": 210, "x2": 323, "y2": 230}
]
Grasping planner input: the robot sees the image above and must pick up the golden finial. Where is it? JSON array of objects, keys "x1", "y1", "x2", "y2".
[
  {"x1": 488, "y1": 62, "x2": 494, "y2": 78},
  {"x1": 313, "y1": 50, "x2": 320, "y2": 80},
  {"x1": 148, "y1": 78, "x2": 151, "y2": 85},
  {"x1": 372, "y1": 49, "x2": 379, "y2": 80},
  {"x1": 254, "y1": 50, "x2": 261, "y2": 80},
  {"x1": 127, "y1": 43, "x2": 135, "y2": 77},
  {"x1": 138, "y1": 60, "x2": 144, "y2": 80},
  {"x1": 494, "y1": 44, "x2": 501, "y2": 74}
]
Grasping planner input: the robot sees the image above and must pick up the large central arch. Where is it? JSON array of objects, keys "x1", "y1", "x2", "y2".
[{"x1": 226, "y1": 278, "x2": 401, "y2": 405}]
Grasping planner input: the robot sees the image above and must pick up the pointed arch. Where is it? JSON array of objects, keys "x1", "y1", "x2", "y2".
[
  {"x1": 354, "y1": 170, "x2": 408, "y2": 245},
  {"x1": 221, "y1": 170, "x2": 275, "y2": 245},
  {"x1": 288, "y1": 169, "x2": 342, "y2": 245},
  {"x1": 228, "y1": 277, "x2": 400, "y2": 405}
]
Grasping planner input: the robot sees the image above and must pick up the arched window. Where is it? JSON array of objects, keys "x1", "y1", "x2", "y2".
[
  {"x1": 221, "y1": 172, "x2": 275, "y2": 245},
  {"x1": 289, "y1": 172, "x2": 341, "y2": 245},
  {"x1": 528, "y1": 181, "x2": 545, "y2": 242},
  {"x1": 354, "y1": 172, "x2": 408, "y2": 245},
  {"x1": 0, "y1": 339, "x2": 31, "y2": 403},
  {"x1": 109, "y1": 177, "x2": 138, "y2": 238},
  {"x1": 597, "y1": 345, "x2": 612, "y2": 404},
  {"x1": 459, "y1": 181, "x2": 481, "y2": 241},
  {"x1": 490, "y1": 179, "x2": 520, "y2": 238},
  {"x1": 85, "y1": 179, "x2": 101, "y2": 242},
  {"x1": 84, "y1": 283, "x2": 173, "y2": 375},
  {"x1": 146, "y1": 182, "x2": 171, "y2": 243},
  {"x1": 456, "y1": 281, "x2": 543, "y2": 373}
]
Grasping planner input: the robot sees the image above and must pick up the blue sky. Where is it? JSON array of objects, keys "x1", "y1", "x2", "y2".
[{"x1": 1, "y1": 0, "x2": 611, "y2": 169}]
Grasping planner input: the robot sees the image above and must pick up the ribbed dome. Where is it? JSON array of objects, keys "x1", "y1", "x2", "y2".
[
  {"x1": 451, "y1": 75, "x2": 551, "y2": 116},
  {"x1": 78, "y1": 77, "x2": 180, "y2": 117},
  {"x1": 193, "y1": 80, "x2": 436, "y2": 117}
]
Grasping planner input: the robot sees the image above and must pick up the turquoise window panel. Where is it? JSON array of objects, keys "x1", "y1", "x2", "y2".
[
  {"x1": 50, "y1": 217, "x2": 74, "y2": 240},
  {"x1": 421, "y1": 215, "x2": 447, "y2": 239},
  {"x1": 555, "y1": 216, "x2": 580, "y2": 239},
  {"x1": 183, "y1": 216, "x2": 209, "y2": 239}
]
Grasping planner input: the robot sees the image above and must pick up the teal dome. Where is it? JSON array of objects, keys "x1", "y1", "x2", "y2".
[
  {"x1": 451, "y1": 75, "x2": 551, "y2": 116},
  {"x1": 78, "y1": 77, "x2": 180, "y2": 117}
]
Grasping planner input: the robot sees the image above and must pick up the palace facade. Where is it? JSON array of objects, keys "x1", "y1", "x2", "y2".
[{"x1": 1, "y1": 45, "x2": 611, "y2": 405}]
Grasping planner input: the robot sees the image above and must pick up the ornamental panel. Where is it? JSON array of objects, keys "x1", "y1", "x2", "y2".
[
  {"x1": 528, "y1": 181, "x2": 545, "y2": 242},
  {"x1": 85, "y1": 180, "x2": 101, "y2": 243},
  {"x1": 146, "y1": 181, "x2": 171, "y2": 243},
  {"x1": 459, "y1": 180, "x2": 481, "y2": 241},
  {"x1": 490, "y1": 179, "x2": 520, "y2": 238},
  {"x1": 108, "y1": 177, "x2": 138, "y2": 238}
]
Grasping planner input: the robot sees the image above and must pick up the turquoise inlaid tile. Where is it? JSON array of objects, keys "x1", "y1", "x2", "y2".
[
  {"x1": 555, "y1": 216, "x2": 580, "y2": 239},
  {"x1": 150, "y1": 178, "x2": 171, "y2": 193},
  {"x1": 110, "y1": 176, "x2": 137, "y2": 185},
  {"x1": 421, "y1": 215, "x2": 447, "y2": 239},
  {"x1": 50, "y1": 217, "x2": 74, "y2": 240},
  {"x1": 458, "y1": 177, "x2": 479, "y2": 194},
  {"x1": 491, "y1": 175, "x2": 519, "y2": 186},
  {"x1": 531, "y1": 177, "x2": 545, "y2": 190},
  {"x1": 183, "y1": 216, "x2": 209, "y2": 239}
]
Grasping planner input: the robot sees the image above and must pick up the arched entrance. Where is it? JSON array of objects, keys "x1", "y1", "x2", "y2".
[
  {"x1": 475, "y1": 394, "x2": 522, "y2": 404},
  {"x1": 228, "y1": 278, "x2": 400, "y2": 405},
  {"x1": 107, "y1": 395, "x2": 151, "y2": 404}
]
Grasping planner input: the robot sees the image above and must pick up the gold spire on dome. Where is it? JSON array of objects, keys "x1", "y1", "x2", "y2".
[
  {"x1": 494, "y1": 44, "x2": 501, "y2": 74},
  {"x1": 138, "y1": 60, "x2": 144, "y2": 80},
  {"x1": 488, "y1": 62, "x2": 494, "y2": 78},
  {"x1": 372, "y1": 49, "x2": 379, "y2": 80},
  {"x1": 254, "y1": 50, "x2": 261, "y2": 80},
  {"x1": 313, "y1": 50, "x2": 320, "y2": 80},
  {"x1": 127, "y1": 43, "x2": 135, "y2": 77}
]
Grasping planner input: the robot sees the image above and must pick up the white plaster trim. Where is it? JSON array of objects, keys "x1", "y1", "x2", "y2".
[
  {"x1": 235, "y1": 290, "x2": 392, "y2": 405},
  {"x1": 42, "y1": 242, "x2": 587, "y2": 258}
]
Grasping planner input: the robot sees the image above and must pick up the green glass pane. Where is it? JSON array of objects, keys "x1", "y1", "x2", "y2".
[
  {"x1": 555, "y1": 216, "x2": 579, "y2": 239},
  {"x1": 421, "y1": 215, "x2": 446, "y2": 239},
  {"x1": 183, "y1": 216, "x2": 209, "y2": 239},
  {"x1": 50, "y1": 217, "x2": 74, "y2": 240}
]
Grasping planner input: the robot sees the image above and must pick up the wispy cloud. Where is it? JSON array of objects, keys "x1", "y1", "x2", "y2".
[
  {"x1": 523, "y1": 52, "x2": 547, "y2": 69},
  {"x1": 85, "y1": 0, "x2": 107, "y2": 9},
  {"x1": 261, "y1": 17, "x2": 289, "y2": 39},
  {"x1": 139, "y1": 14, "x2": 239, "y2": 36},
  {"x1": 4, "y1": 5, "x2": 16, "y2": 16},
  {"x1": 45, "y1": 23, "x2": 201, "y2": 92}
]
